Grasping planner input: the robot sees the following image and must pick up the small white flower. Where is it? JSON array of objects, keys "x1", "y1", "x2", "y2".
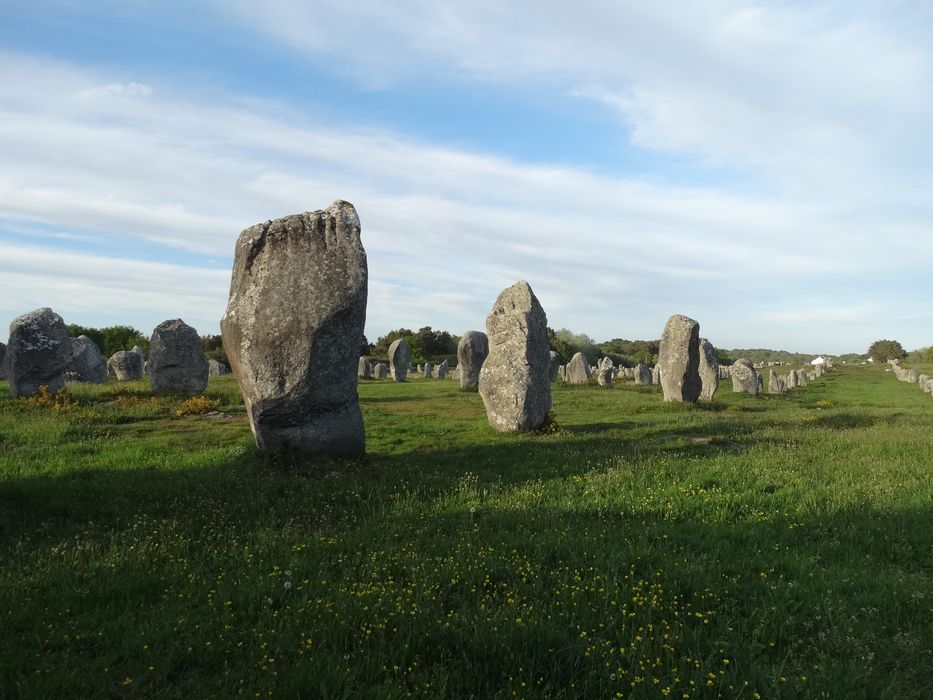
[
  {"x1": 470, "y1": 507, "x2": 476, "y2": 514},
  {"x1": 285, "y1": 570, "x2": 292, "y2": 577},
  {"x1": 284, "y1": 581, "x2": 292, "y2": 590},
  {"x1": 266, "y1": 597, "x2": 273, "y2": 605}
]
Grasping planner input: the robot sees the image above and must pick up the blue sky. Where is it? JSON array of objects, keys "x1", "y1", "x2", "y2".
[{"x1": 2, "y1": 1, "x2": 932, "y2": 354}]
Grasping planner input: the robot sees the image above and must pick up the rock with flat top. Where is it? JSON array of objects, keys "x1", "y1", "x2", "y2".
[{"x1": 7, "y1": 307, "x2": 72, "y2": 397}]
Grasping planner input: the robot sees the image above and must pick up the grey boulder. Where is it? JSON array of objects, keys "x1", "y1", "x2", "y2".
[
  {"x1": 66, "y1": 335, "x2": 108, "y2": 383},
  {"x1": 698, "y1": 338, "x2": 719, "y2": 401},
  {"x1": 457, "y1": 331, "x2": 489, "y2": 390},
  {"x1": 478, "y1": 281, "x2": 551, "y2": 432},
  {"x1": 388, "y1": 338, "x2": 411, "y2": 381},
  {"x1": 220, "y1": 200, "x2": 367, "y2": 454},
  {"x1": 658, "y1": 314, "x2": 701, "y2": 402},
  {"x1": 7, "y1": 307, "x2": 72, "y2": 397},
  {"x1": 565, "y1": 352, "x2": 591, "y2": 384},
  {"x1": 730, "y1": 358, "x2": 760, "y2": 396},
  {"x1": 149, "y1": 319, "x2": 209, "y2": 396},
  {"x1": 108, "y1": 350, "x2": 144, "y2": 380}
]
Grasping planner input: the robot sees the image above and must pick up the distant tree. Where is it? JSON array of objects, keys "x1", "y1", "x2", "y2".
[
  {"x1": 868, "y1": 339, "x2": 906, "y2": 363},
  {"x1": 925, "y1": 347, "x2": 933, "y2": 363},
  {"x1": 715, "y1": 348, "x2": 735, "y2": 366},
  {"x1": 202, "y1": 334, "x2": 228, "y2": 365},
  {"x1": 67, "y1": 324, "x2": 147, "y2": 357},
  {"x1": 373, "y1": 328, "x2": 414, "y2": 358}
]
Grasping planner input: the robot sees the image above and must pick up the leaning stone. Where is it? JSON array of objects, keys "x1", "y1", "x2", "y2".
[
  {"x1": 374, "y1": 362, "x2": 388, "y2": 379},
  {"x1": 658, "y1": 314, "x2": 701, "y2": 402},
  {"x1": 565, "y1": 352, "x2": 591, "y2": 384},
  {"x1": 698, "y1": 338, "x2": 719, "y2": 401},
  {"x1": 767, "y1": 369, "x2": 785, "y2": 394},
  {"x1": 423, "y1": 361, "x2": 434, "y2": 379},
  {"x1": 633, "y1": 363, "x2": 652, "y2": 385},
  {"x1": 478, "y1": 281, "x2": 551, "y2": 432},
  {"x1": 596, "y1": 367, "x2": 613, "y2": 387},
  {"x1": 109, "y1": 350, "x2": 144, "y2": 380},
  {"x1": 548, "y1": 351, "x2": 561, "y2": 382},
  {"x1": 388, "y1": 338, "x2": 411, "y2": 381},
  {"x1": 7, "y1": 307, "x2": 72, "y2": 398},
  {"x1": 220, "y1": 200, "x2": 367, "y2": 454},
  {"x1": 66, "y1": 335, "x2": 108, "y2": 383},
  {"x1": 436, "y1": 359, "x2": 448, "y2": 380},
  {"x1": 457, "y1": 331, "x2": 488, "y2": 390},
  {"x1": 730, "y1": 358, "x2": 760, "y2": 395},
  {"x1": 358, "y1": 357, "x2": 372, "y2": 378},
  {"x1": 149, "y1": 319, "x2": 209, "y2": 396}
]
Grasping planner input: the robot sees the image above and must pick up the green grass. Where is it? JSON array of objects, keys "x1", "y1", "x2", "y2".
[{"x1": 1, "y1": 366, "x2": 931, "y2": 699}]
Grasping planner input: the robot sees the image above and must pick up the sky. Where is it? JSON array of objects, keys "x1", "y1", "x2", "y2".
[{"x1": 2, "y1": 1, "x2": 932, "y2": 354}]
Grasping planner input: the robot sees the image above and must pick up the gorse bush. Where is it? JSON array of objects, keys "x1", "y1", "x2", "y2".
[
  {"x1": 19, "y1": 385, "x2": 78, "y2": 413},
  {"x1": 175, "y1": 395, "x2": 220, "y2": 416}
]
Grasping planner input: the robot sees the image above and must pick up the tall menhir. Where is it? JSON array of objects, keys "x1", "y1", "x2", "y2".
[{"x1": 221, "y1": 200, "x2": 368, "y2": 455}]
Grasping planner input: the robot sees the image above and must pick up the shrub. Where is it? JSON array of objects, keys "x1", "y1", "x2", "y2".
[{"x1": 176, "y1": 396, "x2": 220, "y2": 416}]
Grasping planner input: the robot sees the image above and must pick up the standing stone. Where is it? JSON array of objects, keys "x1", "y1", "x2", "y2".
[
  {"x1": 388, "y1": 338, "x2": 411, "y2": 382},
  {"x1": 149, "y1": 319, "x2": 209, "y2": 396},
  {"x1": 208, "y1": 358, "x2": 228, "y2": 376},
  {"x1": 565, "y1": 352, "x2": 591, "y2": 384},
  {"x1": 6, "y1": 308, "x2": 72, "y2": 398},
  {"x1": 798, "y1": 371, "x2": 808, "y2": 386},
  {"x1": 478, "y1": 281, "x2": 551, "y2": 432},
  {"x1": 457, "y1": 331, "x2": 488, "y2": 390},
  {"x1": 220, "y1": 201, "x2": 367, "y2": 454},
  {"x1": 596, "y1": 367, "x2": 613, "y2": 387},
  {"x1": 651, "y1": 365, "x2": 661, "y2": 385},
  {"x1": 548, "y1": 350, "x2": 561, "y2": 382},
  {"x1": 658, "y1": 314, "x2": 701, "y2": 402},
  {"x1": 423, "y1": 361, "x2": 434, "y2": 379},
  {"x1": 730, "y1": 358, "x2": 760, "y2": 396},
  {"x1": 786, "y1": 370, "x2": 799, "y2": 389},
  {"x1": 374, "y1": 362, "x2": 388, "y2": 379},
  {"x1": 598, "y1": 356, "x2": 614, "y2": 370},
  {"x1": 558, "y1": 365, "x2": 567, "y2": 382},
  {"x1": 437, "y1": 359, "x2": 449, "y2": 380},
  {"x1": 130, "y1": 345, "x2": 145, "y2": 358},
  {"x1": 66, "y1": 335, "x2": 108, "y2": 383},
  {"x1": 108, "y1": 350, "x2": 144, "y2": 381},
  {"x1": 417, "y1": 364, "x2": 423, "y2": 374},
  {"x1": 0, "y1": 342, "x2": 7, "y2": 381},
  {"x1": 767, "y1": 370, "x2": 785, "y2": 395},
  {"x1": 358, "y1": 357, "x2": 372, "y2": 379},
  {"x1": 633, "y1": 363, "x2": 652, "y2": 385},
  {"x1": 698, "y1": 338, "x2": 719, "y2": 401}
]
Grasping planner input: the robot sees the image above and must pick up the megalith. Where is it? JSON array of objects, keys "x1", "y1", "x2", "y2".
[
  {"x1": 220, "y1": 200, "x2": 367, "y2": 454},
  {"x1": 149, "y1": 319, "x2": 209, "y2": 396},
  {"x1": 388, "y1": 338, "x2": 410, "y2": 381},
  {"x1": 633, "y1": 363, "x2": 652, "y2": 385},
  {"x1": 374, "y1": 362, "x2": 388, "y2": 379},
  {"x1": 565, "y1": 352, "x2": 591, "y2": 384},
  {"x1": 698, "y1": 338, "x2": 719, "y2": 401},
  {"x1": 358, "y1": 357, "x2": 372, "y2": 379},
  {"x1": 6, "y1": 308, "x2": 72, "y2": 398},
  {"x1": 437, "y1": 359, "x2": 449, "y2": 380},
  {"x1": 596, "y1": 367, "x2": 613, "y2": 387},
  {"x1": 767, "y1": 369, "x2": 785, "y2": 395},
  {"x1": 658, "y1": 314, "x2": 700, "y2": 402},
  {"x1": 457, "y1": 331, "x2": 488, "y2": 390},
  {"x1": 730, "y1": 358, "x2": 760, "y2": 396},
  {"x1": 0, "y1": 342, "x2": 7, "y2": 380},
  {"x1": 208, "y1": 359, "x2": 228, "y2": 376},
  {"x1": 548, "y1": 351, "x2": 561, "y2": 382},
  {"x1": 108, "y1": 350, "x2": 144, "y2": 381},
  {"x1": 423, "y1": 361, "x2": 434, "y2": 379},
  {"x1": 66, "y1": 335, "x2": 108, "y2": 383},
  {"x1": 478, "y1": 281, "x2": 551, "y2": 432}
]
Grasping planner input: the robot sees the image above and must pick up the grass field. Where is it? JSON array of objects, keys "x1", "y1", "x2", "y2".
[{"x1": 1, "y1": 365, "x2": 931, "y2": 699}]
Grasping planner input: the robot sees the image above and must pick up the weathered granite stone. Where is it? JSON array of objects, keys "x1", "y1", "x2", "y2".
[
  {"x1": 0, "y1": 342, "x2": 6, "y2": 381},
  {"x1": 598, "y1": 356, "x2": 614, "y2": 370},
  {"x1": 478, "y1": 281, "x2": 551, "y2": 432},
  {"x1": 220, "y1": 200, "x2": 367, "y2": 454},
  {"x1": 651, "y1": 365, "x2": 660, "y2": 385},
  {"x1": 7, "y1": 308, "x2": 72, "y2": 397},
  {"x1": 698, "y1": 338, "x2": 719, "y2": 401},
  {"x1": 565, "y1": 352, "x2": 591, "y2": 384},
  {"x1": 767, "y1": 370, "x2": 785, "y2": 394},
  {"x1": 423, "y1": 361, "x2": 434, "y2": 379},
  {"x1": 633, "y1": 363, "x2": 652, "y2": 385},
  {"x1": 436, "y1": 359, "x2": 449, "y2": 380},
  {"x1": 798, "y1": 372, "x2": 808, "y2": 386},
  {"x1": 757, "y1": 373, "x2": 764, "y2": 395},
  {"x1": 149, "y1": 319, "x2": 209, "y2": 396},
  {"x1": 596, "y1": 367, "x2": 613, "y2": 387},
  {"x1": 358, "y1": 357, "x2": 372, "y2": 378},
  {"x1": 208, "y1": 358, "x2": 228, "y2": 376},
  {"x1": 108, "y1": 350, "x2": 144, "y2": 380},
  {"x1": 374, "y1": 362, "x2": 388, "y2": 379},
  {"x1": 786, "y1": 370, "x2": 799, "y2": 389},
  {"x1": 388, "y1": 338, "x2": 411, "y2": 381},
  {"x1": 658, "y1": 314, "x2": 700, "y2": 402},
  {"x1": 548, "y1": 350, "x2": 561, "y2": 382},
  {"x1": 66, "y1": 335, "x2": 108, "y2": 383},
  {"x1": 730, "y1": 358, "x2": 759, "y2": 395},
  {"x1": 457, "y1": 331, "x2": 488, "y2": 390},
  {"x1": 131, "y1": 345, "x2": 145, "y2": 358}
]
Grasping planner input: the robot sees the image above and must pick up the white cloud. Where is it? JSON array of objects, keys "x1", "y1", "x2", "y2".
[{"x1": 1, "y1": 37, "x2": 932, "y2": 352}]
